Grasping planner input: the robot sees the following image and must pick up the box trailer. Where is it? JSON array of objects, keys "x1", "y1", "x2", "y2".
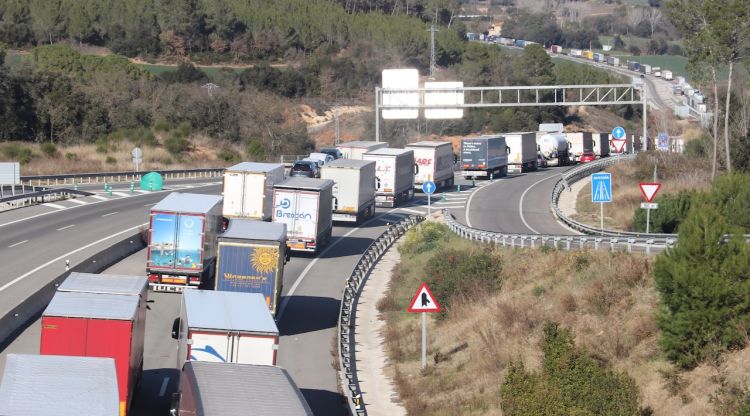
[
  {"x1": 222, "y1": 162, "x2": 285, "y2": 221},
  {"x1": 550, "y1": 45, "x2": 563, "y2": 53},
  {"x1": 641, "y1": 64, "x2": 652, "y2": 74},
  {"x1": 607, "y1": 56, "x2": 620, "y2": 66},
  {"x1": 320, "y1": 159, "x2": 377, "y2": 222},
  {"x1": 41, "y1": 291, "x2": 146, "y2": 416},
  {"x1": 272, "y1": 177, "x2": 333, "y2": 252},
  {"x1": 171, "y1": 361, "x2": 313, "y2": 416},
  {"x1": 406, "y1": 141, "x2": 455, "y2": 190},
  {"x1": 460, "y1": 135, "x2": 509, "y2": 179},
  {"x1": 0, "y1": 354, "x2": 120, "y2": 416},
  {"x1": 363, "y1": 148, "x2": 416, "y2": 207},
  {"x1": 593, "y1": 53, "x2": 605, "y2": 62},
  {"x1": 215, "y1": 220, "x2": 287, "y2": 316},
  {"x1": 59, "y1": 272, "x2": 148, "y2": 300},
  {"x1": 174, "y1": 290, "x2": 279, "y2": 368},
  {"x1": 663, "y1": 70, "x2": 673, "y2": 80},
  {"x1": 147, "y1": 193, "x2": 223, "y2": 292},
  {"x1": 593, "y1": 133, "x2": 611, "y2": 158},
  {"x1": 336, "y1": 141, "x2": 389, "y2": 160},
  {"x1": 504, "y1": 132, "x2": 538, "y2": 173},
  {"x1": 565, "y1": 132, "x2": 594, "y2": 162}
]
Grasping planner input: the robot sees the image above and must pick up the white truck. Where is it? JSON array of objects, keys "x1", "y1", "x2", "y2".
[
  {"x1": 363, "y1": 148, "x2": 416, "y2": 207},
  {"x1": 320, "y1": 159, "x2": 377, "y2": 223},
  {"x1": 405, "y1": 141, "x2": 455, "y2": 190},
  {"x1": 663, "y1": 70, "x2": 673, "y2": 80},
  {"x1": 504, "y1": 132, "x2": 538, "y2": 173},
  {"x1": 336, "y1": 141, "x2": 388, "y2": 160},
  {"x1": 593, "y1": 133, "x2": 610, "y2": 158},
  {"x1": 272, "y1": 177, "x2": 334, "y2": 252},
  {"x1": 171, "y1": 361, "x2": 313, "y2": 416},
  {"x1": 536, "y1": 132, "x2": 570, "y2": 166},
  {"x1": 174, "y1": 290, "x2": 279, "y2": 368},
  {"x1": 222, "y1": 162, "x2": 285, "y2": 221},
  {"x1": 565, "y1": 132, "x2": 595, "y2": 162}
]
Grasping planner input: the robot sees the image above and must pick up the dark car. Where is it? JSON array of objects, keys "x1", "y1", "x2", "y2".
[
  {"x1": 579, "y1": 151, "x2": 596, "y2": 163},
  {"x1": 319, "y1": 147, "x2": 343, "y2": 160},
  {"x1": 290, "y1": 160, "x2": 320, "y2": 178}
]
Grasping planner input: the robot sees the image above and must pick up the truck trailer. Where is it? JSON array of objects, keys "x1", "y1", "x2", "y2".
[
  {"x1": 147, "y1": 193, "x2": 223, "y2": 292},
  {"x1": 174, "y1": 290, "x2": 279, "y2": 367},
  {"x1": 405, "y1": 141, "x2": 455, "y2": 190},
  {"x1": 320, "y1": 159, "x2": 377, "y2": 222},
  {"x1": 336, "y1": 141, "x2": 388, "y2": 160},
  {"x1": 593, "y1": 133, "x2": 611, "y2": 158},
  {"x1": 215, "y1": 220, "x2": 287, "y2": 316},
  {"x1": 504, "y1": 132, "x2": 538, "y2": 173},
  {"x1": 460, "y1": 135, "x2": 509, "y2": 179},
  {"x1": 222, "y1": 162, "x2": 285, "y2": 221},
  {"x1": 0, "y1": 354, "x2": 120, "y2": 416},
  {"x1": 41, "y1": 291, "x2": 146, "y2": 416},
  {"x1": 564, "y1": 132, "x2": 595, "y2": 162},
  {"x1": 272, "y1": 177, "x2": 334, "y2": 252},
  {"x1": 363, "y1": 148, "x2": 416, "y2": 207},
  {"x1": 171, "y1": 361, "x2": 313, "y2": 416}
]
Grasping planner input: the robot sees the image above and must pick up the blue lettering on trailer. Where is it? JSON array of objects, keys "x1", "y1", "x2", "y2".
[{"x1": 276, "y1": 210, "x2": 313, "y2": 220}]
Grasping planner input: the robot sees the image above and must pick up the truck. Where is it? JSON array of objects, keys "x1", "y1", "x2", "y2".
[
  {"x1": 272, "y1": 177, "x2": 334, "y2": 252},
  {"x1": 174, "y1": 290, "x2": 279, "y2": 368},
  {"x1": 550, "y1": 45, "x2": 563, "y2": 53},
  {"x1": 147, "y1": 193, "x2": 223, "y2": 292},
  {"x1": 460, "y1": 135, "x2": 509, "y2": 179},
  {"x1": 565, "y1": 132, "x2": 595, "y2": 162},
  {"x1": 536, "y1": 132, "x2": 570, "y2": 166},
  {"x1": 627, "y1": 61, "x2": 640, "y2": 72},
  {"x1": 171, "y1": 361, "x2": 313, "y2": 416},
  {"x1": 593, "y1": 133, "x2": 611, "y2": 158},
  {"x1": 504, "y1": 132, "x2": 538, "y2": 173},
  {"x1": 222, "y1": 162, "x2": 285, "y2": 221},
  {"x1": 641, "y1": 64, "x2": 652, "y2": 74},
  {"x1": 59, "y1": 272, "x2": 148, "y2": 302},
  {"x1": 663, "y1": 70, "x2": 673, "y2": 80},
  {"x1": 607, "y1": 56, "x2": 620, "y2": 66},
  {"x1": 514, "y1": 39, "x2": 526, "y2": 48},
  {"x1": 363, "y1": 148, "x2": 416, "y2": 207},
  {"x1": 583, "y1": 50, "x2": 594, "y2": 60},
  {"x1": 41, "y1": 291, "x2": 146, "y2": 416},
  {"x1": 593, "y1": 53, "x2": 605, "y2": 62},
  {"x1": 405, "y1": 141, "x2": 455, "y2": 190},
  {"x1": 215, "y1": 220, "x2": 288, "y2": 316},
  {"x1": 320, "y1": 159, "x2": 377, "y2": 223},
  {"x1": 652, "y1": 66, "x2": 662, "y2": 77},
  {"x1": 0, "y1": 354, "x2": 120, "y2": 416},
  {"x1": 336, "y1": 140, "x2": 388, "y2": 160},
  {"x1": 570, "y1": 49, "x2": 583, "y2": 57}
]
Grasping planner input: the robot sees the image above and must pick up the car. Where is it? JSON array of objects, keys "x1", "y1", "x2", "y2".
[
  {"x1": 579, "y1": 151, "x2": 596, "y2": 163},
  {"x1": 308, "y1": 152, "x2": 335, "y2": 166},
  {"x1": 318, "y1": 147, "x2": 342, "y2": 160},
  {"x1": 290, "y1": 160, "x2": 320, "y2": 178},
  {"x1": 537, "y1": 153, "x2": 548, "y2": 168}
]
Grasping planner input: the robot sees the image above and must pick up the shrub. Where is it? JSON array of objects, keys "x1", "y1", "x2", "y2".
[
  {"x1": 501, "y1": 322, "x2": 640, "y2": 416},
  {"x1": 165, "y1": 134, "x2": 190, "y2": 155},
  {"x1": 105, "y1": 156, "x2": 117, "y2": 164},
  {"x1": 684, "y1": 134, "x2": 710, "y2": 159},
  {"x1": 1, "y1": 144, "x2": 33, "y2": 165},
  {"x1": 40, "y1": 142, "x2": 58, "y2": 157},
  {"x1": 399, "y1": 222, "x2": 451, "y2": 256},
  {"x1": 153, "y1": 118, "x2": 171, "y2": 132},
  {"x1": 245, "y1": 139, "x2": 267, "y2": 161},
  {"x1": 631, "y1": 190, "x2": 695, "y2": 233},
  {"x1": 65, "y1": 152, "x2": 78, "y2": 160},
  {"x1": 217, "y1": 148, "x2": 241, "y2": 163},
  {"x1": 174, "y1": 121, "x2": 192, "y2": 139}
]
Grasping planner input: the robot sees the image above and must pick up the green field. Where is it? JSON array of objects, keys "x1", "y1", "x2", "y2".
[{"x1": 610, "y1": 54, "x2": 688, "y2": 77}]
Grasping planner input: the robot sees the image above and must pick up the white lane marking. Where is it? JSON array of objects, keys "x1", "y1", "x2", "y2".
[
  {"x1": 277, "y1": 207, "x2": 404, "y2": 320},
  {"x1": 43, "y1": 203, "x2": 67, "y2": 210},
  {"x1": 464, "y1": 183, "x2": 489, "y2": 228},
  {"x1": 518, "y1": 174, "x2": 562, "y2": 234},
  {"x1": 112, "y1": 192, "x2": 130, "y2": 197},
  {"x1": 158, "y1": 377, "x2": 170, "y2": 397},
  {"x1": 67, "y1": 199, "x2": 88, "y2": 205},
  {"x1": 8, "y1": 240, "x2": 28, "y2": 248},
  {"x1": 397, "y1": 208, "x2": 424, "y2": 215},
  {"x1": 143, "y1": 203, "x2": 157, "y2": 207},
  {"x1": 135, "y1": 190, "x2": 150, "y2": 194},
  {"x1": 0, "y1": 183, "x2": 218, "y2": 229},
  {"x1": 0, "y1": 224, "x2": 147, "y2": 293},
  {"x1": 101, "y1": 212, "x2": 119, "y2": 217},
  {"x1": 56, "y1": 224, "x2": 75, "y2": 231},
  {"x1": 434, "y1": 202, "x2": 466, "y2": 207}
]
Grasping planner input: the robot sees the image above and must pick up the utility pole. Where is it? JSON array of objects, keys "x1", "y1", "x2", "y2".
[
  {"x1": 427, "y1": 25, "x2": 439, "y2": 79},
  {"x1": 334, "y1": 107, "x2": 341, "y2": 145}
]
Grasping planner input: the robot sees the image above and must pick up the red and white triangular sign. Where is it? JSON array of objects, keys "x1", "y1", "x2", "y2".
[
  {"x1": 408, "y1": 282, "x2": 441, "y2": 313},
  {"x1": 612, "y1": 139, "x2": 626, "y2": 153},
  {"x1": 639, "y1": 182, "x2": 661, "y2": 202}
]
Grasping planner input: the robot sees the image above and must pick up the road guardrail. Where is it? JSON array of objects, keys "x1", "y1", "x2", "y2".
[
  {"x1": 0, "y1": 188, "x2": 95, "y2": 211},
  {"x1": 337, "y1": 215, "x2": 424, "y2": 416},
  {"x1": 21, "y1": 167, "x2": 225, "y2": 186}
]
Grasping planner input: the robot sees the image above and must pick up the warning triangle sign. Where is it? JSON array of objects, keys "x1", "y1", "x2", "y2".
[
  {"x1": 408, "y1": 282, "x2": 441, "y2": 313},
  {"x1": 612, "y1": 139, "x2": 626, "y2": 153},
  {"x1": 639, "y1": 182, "x2": 661, "y2": 202}
]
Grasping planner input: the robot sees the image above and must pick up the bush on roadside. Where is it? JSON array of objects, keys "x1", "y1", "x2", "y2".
[
  {"x1": 398, "y1": 222, "x2": 451, "y2": 256},
  {"x1": 501, "y1": 322, "x2": 640, "y2": 415},
  {"x1": 165, "y1": 134, "x2": 190, "y2": 155},
  {"x1": 631, "y1": 190, "x2": 695, "y2": 233},
  {"x1": 40, "y1": 142, "x2": 58, "y2": 157},
  {"x1": 245, "y1": 139, "x2": 266, "y2": 161},
  {"x1": 1, "y1": 144, "x2": 33, "y2": 164},
  {"x1": 217, "y1": 148, "x2": 241, "y2": 163}
]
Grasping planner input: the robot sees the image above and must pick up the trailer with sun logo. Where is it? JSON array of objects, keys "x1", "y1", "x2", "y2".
[{"x1": 214, "y1": 220, "x2": 288, "y2": 316}]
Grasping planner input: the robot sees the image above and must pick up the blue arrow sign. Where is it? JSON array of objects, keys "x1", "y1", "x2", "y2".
[
  {"x1": 422, "y1": 181, "x2": 436, "y2": 194},
  {"x1": 612, "y1": 126, "x2": 625, "y2": 140},
  {"x1": 591, "y1": 173, "x2": 612, "y2": 203}
]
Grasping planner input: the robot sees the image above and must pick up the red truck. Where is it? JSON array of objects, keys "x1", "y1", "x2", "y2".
[{"x1": 40, "y1": 290, "x2": 146, "y2": 416}]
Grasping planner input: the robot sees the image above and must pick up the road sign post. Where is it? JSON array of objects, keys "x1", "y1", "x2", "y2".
[
  {"x1": 422, "y1": 181, "x2": 436, "y2": 216},
  {"x1": 639, "y1": 182, "x2": 661, "y2": 234},
  {"x1": 131, "y1": 147, "x2": 143, "y2": 172},
  {"x1": 591, "y1": 173, "x2": 612, "y2": 234},
  {"x1": 408, "y1": 282, "x2": 441, "y2": 369}
]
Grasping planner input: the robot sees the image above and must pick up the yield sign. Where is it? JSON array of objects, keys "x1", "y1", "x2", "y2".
[
  {"x1": 408, "y1": 282, "x2": 441, "y2": 313},
  {"x1": 612, "y1": 139, "x2": 626, "y2": 153},
  {"x1": 639, "y1": 182, "x2": 661, "y2": 202}
]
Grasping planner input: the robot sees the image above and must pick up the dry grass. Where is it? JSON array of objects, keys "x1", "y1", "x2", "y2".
[
  {"x1": 573, "y1": 152, "x2": 712, "y2": 231},
  {"x1": 0, "y1": 134, "x2": 245, "y2": 175},
  {"x1": 383, "y1": 225, "x2": 750, "y2": 415}
]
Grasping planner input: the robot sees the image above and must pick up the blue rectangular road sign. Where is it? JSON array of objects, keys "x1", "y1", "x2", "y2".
[
  {"x1": 591, "y1": 173, "x2": 612, "y2": 203},
  {"x1": 657, "y1": 132, "x2": 669, "y2": 151}
]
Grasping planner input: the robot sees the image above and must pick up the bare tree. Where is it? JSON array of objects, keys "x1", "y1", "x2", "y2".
[
  {"x1": 626, "y1": 8, "x2": 645, "y2": 35},
  {"x1": 644, "y1": 7, "x2": 663, "y2": 37}
]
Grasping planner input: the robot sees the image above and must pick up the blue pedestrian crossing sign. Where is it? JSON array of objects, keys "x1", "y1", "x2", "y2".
[
  {"x1": 612, "y1": 126, "x2": 625, "y2": 140},
  {"x1": 422, "y1": 181, "x2": 436, "y2": 194},
  {"x1": 591, "y1": 173, "x2": 612, "y2": 203}
]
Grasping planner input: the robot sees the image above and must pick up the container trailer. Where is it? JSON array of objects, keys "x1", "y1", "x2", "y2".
[
  {"x1": 320, "y1": 159, "x2": 377, "y2": 222},
  {"x1": 460, "y1": 135, "x2": 509, "y2": 179},
  {"x1": 363, "y1": 148, "x2": 416, "y2": 207},
  {"x1": 272, "y1": 177, "x2": 334, "y2": 252},
  {"x1": 504, "y1": 132, "x2": 538, "y2": 172},
  {"x1": 222, "y1": 162, "x2": 285, "y2": 221},
  {"x1": 405, "y1": 141, "x2": 455, "y2": 190}
]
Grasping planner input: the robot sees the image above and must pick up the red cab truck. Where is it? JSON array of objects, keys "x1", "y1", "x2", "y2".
[{"x1": 40, "y1": 291, "x2": 146, "y2": 416}]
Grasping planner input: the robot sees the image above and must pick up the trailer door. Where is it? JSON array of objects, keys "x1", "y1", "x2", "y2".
[
  {"x1": 222, "y1": 172, "x2": 244, "y2": 217},
  {"x1": 243, "y1": 173, "x2": 266, "y2": 219},
  {"x1": 189, "y1": 332, "x2": 230, "y2": 362},
  {"x1": 148, "y1": 213, "x2": 179, "y2": 270},
  {"x1": 235, "y1": 334, "x2": 277, "y2": 365}
]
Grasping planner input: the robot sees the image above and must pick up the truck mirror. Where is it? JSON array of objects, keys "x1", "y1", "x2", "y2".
[
  {"x1": 506, "y1": 146, "x2": 511, "y2": 155},
  {"x1": 171, "y1": 318, "x2": 180, "y2": 340},
  {"x1": 453, "y1": 154, "x2": 458, "y2": 163},
  {"x1": 332, "y1": 196, "x2": 338, "y2": 211},
  {"x1": 170, "y1": 392, "x2": 181, "y2": 415},
  {"x1": 285, "y1": 248, "x2": 291, "y2": 264},
  {"x1": 413, "y1": 164, "x2": 419, "y2": 174}
]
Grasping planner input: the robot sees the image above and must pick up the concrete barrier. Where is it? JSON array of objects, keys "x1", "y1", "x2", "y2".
[{"x1": 0, "y1": 232, "x2": 146, "y2": 347}]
